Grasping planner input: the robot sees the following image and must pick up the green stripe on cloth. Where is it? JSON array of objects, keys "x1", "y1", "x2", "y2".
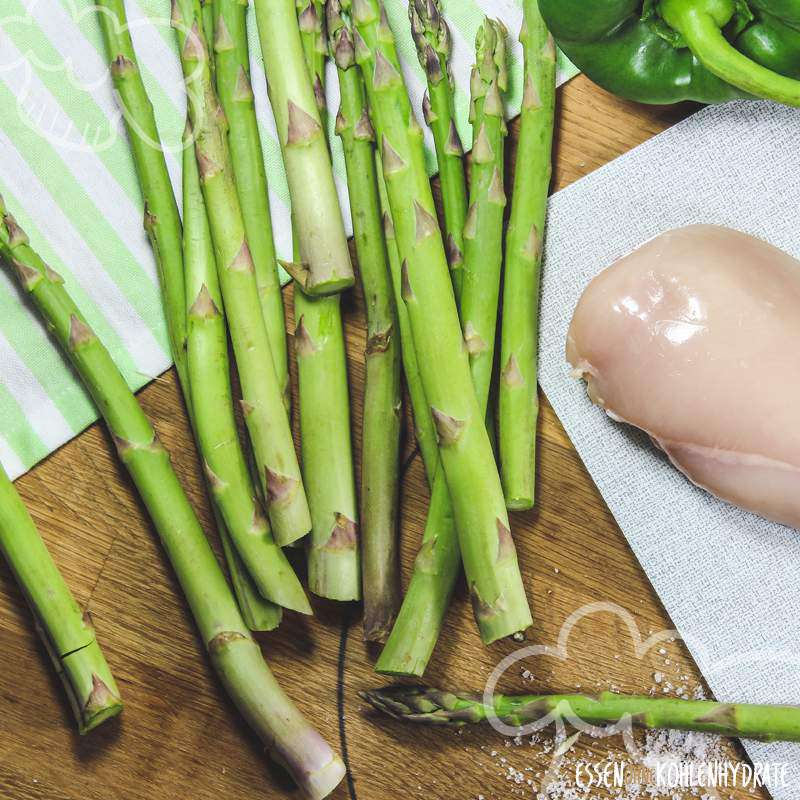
[
  {"x1": 0, "y1": 181, "x2": 145, "y2": 401},
  {"x1": 0, "y1": 79, "x2": 169, "y2": 359},
  {"x1": 0, "y1": 0, "x2": 577, "y2": 478},
  {"x1": 0, "y1": 383, "x2": 49, "y2": 468}
]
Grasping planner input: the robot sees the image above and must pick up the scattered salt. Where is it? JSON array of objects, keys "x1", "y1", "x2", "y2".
[{"x1": 465, "y1": 673, "x2": 723, "y2": 800}]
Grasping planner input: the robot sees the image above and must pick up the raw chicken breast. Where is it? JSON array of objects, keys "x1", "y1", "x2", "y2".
[{"x1": 567, "y1": 224, "x2": 800, "y2": 528}]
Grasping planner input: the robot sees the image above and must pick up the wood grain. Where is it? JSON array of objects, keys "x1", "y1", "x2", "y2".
[{"x1": 0, "y1": 75, "x2": 768, "y2": 800}]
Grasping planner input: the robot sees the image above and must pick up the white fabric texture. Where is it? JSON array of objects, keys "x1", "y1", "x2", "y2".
[{"x1": 539, "y1": 100, "x2": 800, "y2": 797}]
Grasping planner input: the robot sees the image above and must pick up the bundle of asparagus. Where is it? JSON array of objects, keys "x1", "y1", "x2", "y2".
[
  {"x1": 253, "y1": 0, "x2": 362, "y2": 601},
  {"x1": 0, "y1": 199, "x2": 345, "y2": 800},
  {"x1": 174, "y1": 0, "x2": 311, "y2": 549},
  {"x1": 1, "y1": 0, "x2": 561, "y2": 787},
  {"x1": 182, "y1": 123, "x2": 308, "y2": 619},
  {"x1": 378, "y1": 9, "x2": 519, "y2": 674},
  {"x1": 213, "y1": 0, "x2": 290, "y2": 407},
  {"x1": 352, "y1": 0, "x2": 531, "y2": 646},
  {"x1": 96, "y1": 0, "x2": 296, "y2": 630},
  {"x1": 373, "y1": 164, "x2": 459, "y2": 676}
]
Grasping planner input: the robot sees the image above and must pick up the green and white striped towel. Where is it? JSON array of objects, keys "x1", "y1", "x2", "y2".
[{"x1": 0, "y1": 0, "x2": 577, "y2": 479}]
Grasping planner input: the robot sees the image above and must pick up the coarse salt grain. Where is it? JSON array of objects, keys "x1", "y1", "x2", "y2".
[{"x1": 468, "y1": 677, "x2": 723, "y2": 800}]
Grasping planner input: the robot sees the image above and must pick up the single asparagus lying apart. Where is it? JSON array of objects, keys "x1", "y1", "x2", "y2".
[
  {"x1": 0, "y1": 463, "x2": 121, "y2": 733},
  {"x1": 363, "y1": 686, "x2": 800, "y2": 742},
  {"x1": 0, "y1": 199, "x2": 345, "y2": 800}
]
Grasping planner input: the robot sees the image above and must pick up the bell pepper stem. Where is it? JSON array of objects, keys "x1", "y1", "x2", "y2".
[{"x1": 660, "y1": 0, "x2": 800, "y2": 106}]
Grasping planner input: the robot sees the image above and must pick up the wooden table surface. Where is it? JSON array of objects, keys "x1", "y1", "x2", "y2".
[{"x1": 0, "y1": 75, "x2": 769, "y2": 800}]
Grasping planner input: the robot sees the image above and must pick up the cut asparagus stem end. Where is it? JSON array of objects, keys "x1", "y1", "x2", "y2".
[
  {"x1": 62, "y1": 644, "x2": 123, "y2": 734},
  {"x1": 307, "y1": 519, "x2": 363, "y2": 602},
  {"x1": 306, "y1": 273, "x2": 357, "y2": 296},
  {"x1": 506, "y1": 496, "x2": 534, "y2": 511},
  {"x1": 218, "y1": 522, "x2": 284, "y2": 632},
  {"x1": 79, "y1": 677, "x2": 124, "y2": 734},
  {"x1": 208, "y1": 631, "x2": 346, "y2": 799},
  {"x1": 0, "y1": 458, "x2": 122, "y2": 736}
]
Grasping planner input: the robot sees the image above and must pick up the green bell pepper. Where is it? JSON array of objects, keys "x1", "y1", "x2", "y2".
[{"x1": 538, "y1": 0, "x2": 800, "y2": 105}]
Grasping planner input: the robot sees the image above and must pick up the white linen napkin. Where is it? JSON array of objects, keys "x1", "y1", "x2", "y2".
[{"x1": 539, "y1": 100, "x2": 800, "y2": 798}]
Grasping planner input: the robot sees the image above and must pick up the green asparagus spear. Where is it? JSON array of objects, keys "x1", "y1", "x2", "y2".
[
  {"x1": 0, "y1": 201, "x2": 345, "y2": 799},
  {"x1": 460, "y1": 19, "x2": 508, "y2": 415},
  {"x1": 353, "y1": 0, "x2": 531, "y2": 645},
  {"x1": 498, "y1": 0, "x2": 556, "y2": 510},
  {"x1": 373, "y1": 165, "x2": 458, "y2": 676},
  {"x1": 295, "y1": 0, "x2": 329, "y2": 143},
  {"x1": 297, "y1": 0, "x2": 330, "y2": 126},
  {"x1": 374, "y1": 162, "x2": 438, "y2": 486},
  {"x1": 0, "y1": 462, "x2": 121, "y2": 733},
  {"x1": 183, "y1": 122, "x2": 310, "y2": 615},
  {"x1": 184, "y1": 121, "x2": 282, "y2": 628},
  {"x1": 173, "y1": 0, "x2": 311, "y2": 546},
  {"x1": 95, "y1": 0, "x2": 276, "y2": 623},
  {"x1": 408, "y1": 0, "x2": 467, "y2": 303},
  {"x1": 328, "y1": 0, "x2": 401, "y2": 639},
  {"x1": 253, "y1": 0, "x2": 354, "y2": 295},
  {"x1": 212, "y1": 0, "x2": 289, "y2": 407},
  {"x1": 217, "y1": 518, "x2": 282, "y2": 631},
  {"x1": 95, "y1": 0, "x2": 187, "y2": 391},
  {"x1": 294, "y1": 289, "x2": 360, "y2": 600},
  {"x1": 363, "y1": 686, "x2": 800, "y2": 743},
  {"x1": 201, "y1": 0, "x2": 216, "y2": 82},
  {"x1": 375, "y1": 467, "x2": 457, "y2": 675},
  {"x1": 376, "y1": 20, "x2": 510, "y2": 668},
  {"x1": 288, "y1": 0, "x2": 361, "y2": 601}
]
